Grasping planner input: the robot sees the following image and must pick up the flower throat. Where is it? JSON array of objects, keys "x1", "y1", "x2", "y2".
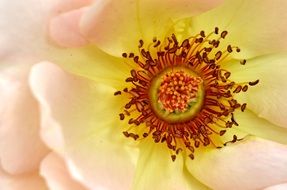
[{"x1": 114, "y1": 27, "x2": 259, "y2": 161}]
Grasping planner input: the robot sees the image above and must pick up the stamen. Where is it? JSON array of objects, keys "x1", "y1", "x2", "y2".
[{"x1": 116, "y1": 28, "x2": 259, "y2": 161}]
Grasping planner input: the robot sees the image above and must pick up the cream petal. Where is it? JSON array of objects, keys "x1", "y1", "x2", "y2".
[
  {"x1": 79, "y1": 0, "x2": 223, "y2": 56},
  {"x1": 175, "y1": 0, "x2": 287, "y2": 59},
  {"x1": 40, "y1": 153, "x2": 87, "y2": 190},
  {"x1": 132, "y1": 139, "x2": 210, "y2": 190},
  {"x1": 223, "y1": 53, "x2": 287, "y2": 129},
  {"x1": 187, "y1": 137, "x2": 287, "y2": 190},
  {"x1": 0, "y1": 166, "x2": 48, "y2": 190},
  {"x1": 264, "y1": 183, "x2": 287, "y2": 190},
  {"x1": 29, "y1": 62, "x2": 138, "y2": 190},
  {"x1": 0, "y1": 63, "x2": 49, "y2": 175},
  {"x1": 49, "y1": 7, "x2": 89, "y2": 47},
  {"x1": 233, "y1": 110, "x2": 287, "y2": 145}
]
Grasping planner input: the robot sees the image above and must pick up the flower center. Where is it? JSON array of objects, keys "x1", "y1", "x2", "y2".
[
  {"x1": 115, "y1": 28, "x2": 259, "y2": 161},
  {"x1": 149, "y1": 67, "x2": 204, "y2": 123}
]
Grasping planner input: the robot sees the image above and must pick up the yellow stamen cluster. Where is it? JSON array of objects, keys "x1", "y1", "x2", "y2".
[{"x1": 158, "y1": 71, "x2": 202, "y2": 113}]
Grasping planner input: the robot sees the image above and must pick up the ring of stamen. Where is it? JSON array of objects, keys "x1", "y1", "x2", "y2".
[{"x1": 115, "y1": 28, "x2": 259, "y2": 161}]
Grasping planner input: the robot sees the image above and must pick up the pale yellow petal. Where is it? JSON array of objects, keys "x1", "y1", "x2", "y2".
[
  {"x1": 175, "y1": 0, "x2": 287, "y2": 59},
  {"x1": 223, "y1": 53, "x2": 287, "y2": 129},
  {"x1": 46, "y1": 46, "x2": 131, "y2": 89},
  {"x1": 234, "y1": 110, "x2": 287, "y2": 145},
  {"x1": 187, "y1": 137, "x2": 287, "y2": 190},
  {"x1": 79, "y1": 0, "x2": 224, "y2": 56},
  {"x1": 133, "y1": 139, "x2": 210, "y2": 190}
]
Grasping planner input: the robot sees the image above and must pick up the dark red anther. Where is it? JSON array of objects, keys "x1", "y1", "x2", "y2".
[
  {"x1": 143, "y1": 133, "x2": 148, "y2": 137},
  {"x1": 114, "y1": 91, "x2": 121, "y2": 96},
  {"x1": 123, "y1": 131, "x2": 130, "y2": 137},
  {"x1": 153, "y1": 37, "x2": 157, "y2": 42},
  {"x1": 122, "y1": 53, "x2": 127, "y2": 58},
  {"x1": 189, "y1": 154, "x2": 194, "y2": 160},
  {"x1": 232, "y1": 135, "x2": 238, "y2": 143},
  {"x1": 233, "y1": 85, "x2": 242, "y2": 93},
  {"x1": 215, "y1": 51, "x2": 222, "y2": 60},
  {"x1": 125, "y1": 103, "x2": 132, "y2": 109},
  {"x1": 141, "y1": 49, "x2": 147, "y2": 57},
  {"x1": 181, "y1": 39, "x2": 189, "y2": 48},
  {"x1": 240, "y1": 59, "x2": 246, "y2": 65},
  {"x1": 224, "y1": 72, "x2": 231, "y2": 79},
  {"x1": 221, "y1": 31, "x2": 228, "y2": 39},
  {"x1": 171, "y1": 33, "x2": 178, "y2": 44},
  {"x1": 242, "y1": 85, "x2": 248, "y2": 92},
  {"x1": 194, "y1": 141, "x2": 200, "y2": 148},
  {"x1": 203, "y1": 137, "x2": 210, "y2": 146},
  {"x1": 204, "y1": 47, "x2": 212, "y2": 52},
  {"x1": 129, "y1": 53, "x2": 134, "y2": 58},
  {"x1": 197, "y1": 38, "x2": 204, "y2": 43},
  {"x1": 176, "y1": 148, "x2": 183, "y2": 155},
  {"x1": 125, "y1": 77, "x2": 134, "y2": 82},
  {"x1": 200, "y1": 30, "x2": 205, "y2": 37},
  {"x1": 231, "y1": 113, "x2": 239, "y2": 126},
  {"x1": 138, "y1": 39, "x2": 144, "y2": 48},
  {"x1": 153, "y1": 40, "x2": 161, "y2": 47},
  {"x1": 220, "y1": 130, "x2": 226, "y2": 136},
  {"x1": 213, "y1": 40, "x2": 220, "y2": 48},
  {"x1": 214, "y1": 27, "x2": 219, "y2": 34},
  {"x1": 227, "y1": 45, "x2": 233, "y2": 53},
  {"x1": 249, "y1": 79, "x2": 259, "y2": 86},
  {"x1": 130, "y1": 69, "x2": 137, "y2": 78},
  {"x1": 241, "y1": 103, "x2": 247, "y2": 112},
  {"x1": 119, "y1": 113, "x2": 125, "y2": 120},
  {"x1": 171, "y1": 155, "x2": 176, "y2": 161},
  {"x1": 133, "y1": 56, "x2": 139, "y2": 63}
]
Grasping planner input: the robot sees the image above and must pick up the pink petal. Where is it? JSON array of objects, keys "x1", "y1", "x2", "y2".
[
  {"x1": 50, "y1": 0, "x2": 92, "y2": 14},
  {"x1": 0, "y1": 0, "x2": 91, "y2": 61},
  {"x1": 40, "y1": 153, "x2": 87, "y2": 190},
  {"x1": 0, "y1": 63, "x2": 49, "y2": 175},
  {"x1": 29, "y1": 62, "x2": 138, "y2": 190},
  {"x1": 264, "y1": 183, "x2": 287, "y2": 190},
  {"x1": 49, "y1": 7, "x2": 89, "y2": 47},
  {"x1": 187, "y1": 137, "x2": 287, "y2": 190},
  {"x1": 0, "y1": 166, "x2": 47, "y2": 190},
  {"x1": 0, "y1": 0, "x2": 52, "y2": 59},
  {"x1": 79, "y1": 0, "x2": 223, "y2": 56},
  {"x1": 47, "y1": 0, "x2": 93, "y2": 47}
]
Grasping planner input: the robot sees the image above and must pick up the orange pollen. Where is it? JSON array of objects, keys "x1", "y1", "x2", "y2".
[{"x1": 158, "y1": 71, "x2": 202, "y2": 113}]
